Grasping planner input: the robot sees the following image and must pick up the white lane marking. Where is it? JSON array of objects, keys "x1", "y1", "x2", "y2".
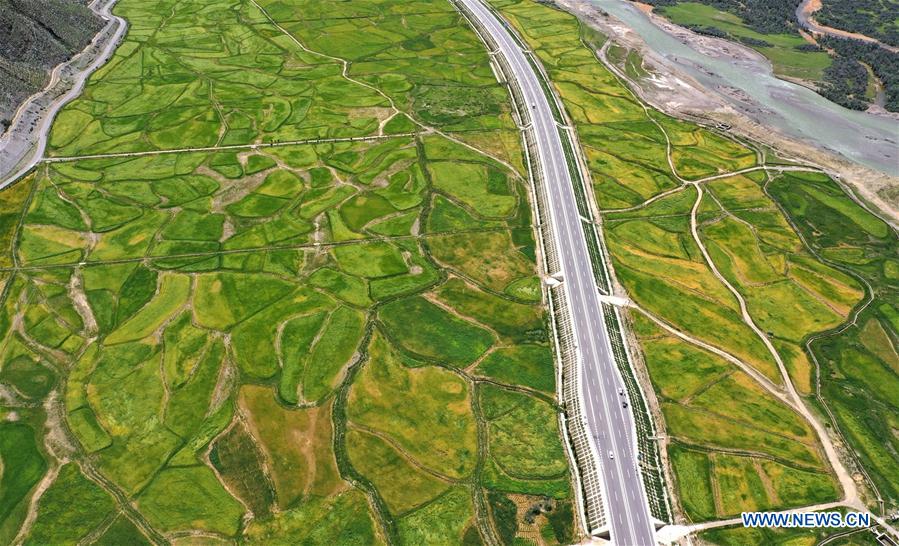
[{"x1": 460, "y1": 1, "x2": 655, "y2": 542}]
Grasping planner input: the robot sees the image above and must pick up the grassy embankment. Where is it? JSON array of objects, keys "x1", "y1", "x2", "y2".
[
  {"x1": 490, "y1": 0, "x2": 896, "y2": 529},
  {"x1": 0, "y1": 0, "x2": 578, "y2": 544}
]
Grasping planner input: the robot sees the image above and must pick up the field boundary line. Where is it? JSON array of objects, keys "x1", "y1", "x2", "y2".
[
  {"x1": 43, "y1": 133, "x2": 419, "y2": 163},
  {"x1": 0, "y1": 225, "x2": 533, "y2": 273},
  {"x1": 449, "y1": 0, "x2": 603, "y2": 538}
]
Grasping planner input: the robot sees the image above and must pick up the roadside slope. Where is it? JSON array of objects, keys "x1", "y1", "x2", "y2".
[{"x1": 488, "y1": 0, "x2": 899, "y2": 538}]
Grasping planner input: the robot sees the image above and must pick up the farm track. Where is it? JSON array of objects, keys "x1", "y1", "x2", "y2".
[
  {"x1": 589, "y1": 28, "x2": 899, "y2": 540},
  {"x1": 0, "y1": 225, "x2": 528, "y2": 273},
  {"x1": 42, "y1": 133, "x2": 418, "y2": 163}
]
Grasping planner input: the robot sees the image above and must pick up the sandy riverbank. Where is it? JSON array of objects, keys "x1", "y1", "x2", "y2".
[{"x1": 553, "y1": 0, "x2": 899, "y2": 223}]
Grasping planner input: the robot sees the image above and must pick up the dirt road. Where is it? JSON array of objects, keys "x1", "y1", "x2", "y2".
[
  {"x1": 796, "y1": 0, "x2": 899, "y2": 53},
  {"x1": 0, "y1": 0, "x2": 127, "y2": 189}
]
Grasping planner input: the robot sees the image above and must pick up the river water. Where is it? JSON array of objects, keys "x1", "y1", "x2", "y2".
[{"x1": 590, "y1": 0, "x2": 899, "y2": 176}]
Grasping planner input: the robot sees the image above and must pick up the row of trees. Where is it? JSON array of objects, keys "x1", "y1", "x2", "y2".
[
  {"x1": 638, "y1": 0, "x2": 899, "y2": 113},
  {"x1": 816, "y1": 0, "x2": 899, "y2": 49}
]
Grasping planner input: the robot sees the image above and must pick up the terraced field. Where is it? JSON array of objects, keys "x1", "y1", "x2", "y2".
[
  {"x1": 0, "y1": 0, "x2": 578, "y2": 544},
  {"x1": 490, "y1": 0, "x2": 898, "y2": 532}
]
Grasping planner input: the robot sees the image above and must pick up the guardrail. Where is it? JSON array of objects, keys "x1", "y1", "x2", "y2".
[
  {"x1": 464, "y1": 0, "x2": 673, "y2": 526},
  {"x1": 450, "y1": 0, "x2": 609, "y2": 536},
  {"x1": 602, "y1": 303, "x2": 672, "y2": 522}
]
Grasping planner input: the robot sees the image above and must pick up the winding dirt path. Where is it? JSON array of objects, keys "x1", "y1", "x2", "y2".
[
  {"x1": 796, "y1": 0, "x2": 899, "y2": 53},
  {"x1": 592, "y1": 31, "x2": 871, "y2": 522},
  {"x1": 628, "y1": 303, "x2": 793, "y2": 409},
  {"x1": 687, "y1": 183, "x2": 862, "y2": 509}
]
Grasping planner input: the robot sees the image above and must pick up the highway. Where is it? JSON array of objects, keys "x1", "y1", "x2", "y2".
[{"x1": 457, "y1": 0, "x2": 657, "y2": 544}]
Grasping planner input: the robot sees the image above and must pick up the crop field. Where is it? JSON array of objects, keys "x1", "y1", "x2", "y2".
[
  {"x1": 490, "y1": 0, "x2": 897, "y2": 532},
  {"x1": 698, "y1": 172, "x2": 863, "y2": 393},
  {"x1": 0, "y1": 0, "x2": 577, "y2": 543},
  {"x1": 46, "y1": 0, "x2": 524, "y2": 172},
  {"x1": 767, "y1": 171, "x2": 899, "y2": 511},
  {"x1": 4, "y1": 0, "x2": 895, "y2": 541},
  {"x1": 648, "y1": 114, "x2": 757, "y2": 180},
  {"x1": 603, "y1": 185, "x2": 785, "y2": 384},
  {"x1": 635, "y1": 314, "x2": 837, "y2": 522}
]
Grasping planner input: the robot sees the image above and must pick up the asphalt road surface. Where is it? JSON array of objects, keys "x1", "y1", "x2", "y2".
[
  {"x1": 0, "y1": 0, "x2": 126, "y2": 188},
  {"x1": 458, "y1": 1, "x2": 657, "y2": 543}
]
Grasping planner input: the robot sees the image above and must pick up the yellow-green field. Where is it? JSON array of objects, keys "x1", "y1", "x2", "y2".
[
  {"x1": 2, "y1": 0, "x2": 896, "y2": 543},
  {"x1": 0, "y1": 0, "x2": 576, "y2": 544},
  {"x1": 490, "y1": 0, "x2": 896, "y2": 532}
]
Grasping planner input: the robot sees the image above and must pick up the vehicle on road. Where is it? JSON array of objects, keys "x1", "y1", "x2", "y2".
[
  {"x1": 623, "y1": 401, "x2": 628, "y2": 408},
  {"x1": 460, "y1": 1, "x2": 658, "y2": 542},
  {"x1": 618, "y1": 388, "x2": 624, "y2": 395}
]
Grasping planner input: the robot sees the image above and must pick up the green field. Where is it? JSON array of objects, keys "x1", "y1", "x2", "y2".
[
  {"x1": 489, "y1": 0, "x2": 895, "y2": 532},
  {"x1": 767, "y1": 172, "x2": 899, "y2": 511},
  {"x1": 46, "y1": 0, "x2": 523, "y2": 166},
  {"x1": 4, "y1": 0, "x2": 895, "y2": 542},
  {"x1": 0, "y1": 0, "x2": 573, "y2": 543}
]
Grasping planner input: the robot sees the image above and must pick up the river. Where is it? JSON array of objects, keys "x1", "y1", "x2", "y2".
[{"x1": 589, "y1": 0, "x2": 898, "y2": 177}]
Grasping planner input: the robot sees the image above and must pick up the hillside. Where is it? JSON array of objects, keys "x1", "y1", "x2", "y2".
[{"x1": 0, "y1": 0, "x2": 102, "y2": 131}]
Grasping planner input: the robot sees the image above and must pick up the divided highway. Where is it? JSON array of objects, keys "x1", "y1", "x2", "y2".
[{"x1": 458, "y1": 0, "x2": 657, "y2": 543}]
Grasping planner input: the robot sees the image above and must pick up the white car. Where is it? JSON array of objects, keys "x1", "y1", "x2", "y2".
[
  {"x1": 618, "y1": 388, "x2": 624, "y2": 396},
  {"x1": 608, "y1": 451, "x2": 614, "y2": 460}
]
